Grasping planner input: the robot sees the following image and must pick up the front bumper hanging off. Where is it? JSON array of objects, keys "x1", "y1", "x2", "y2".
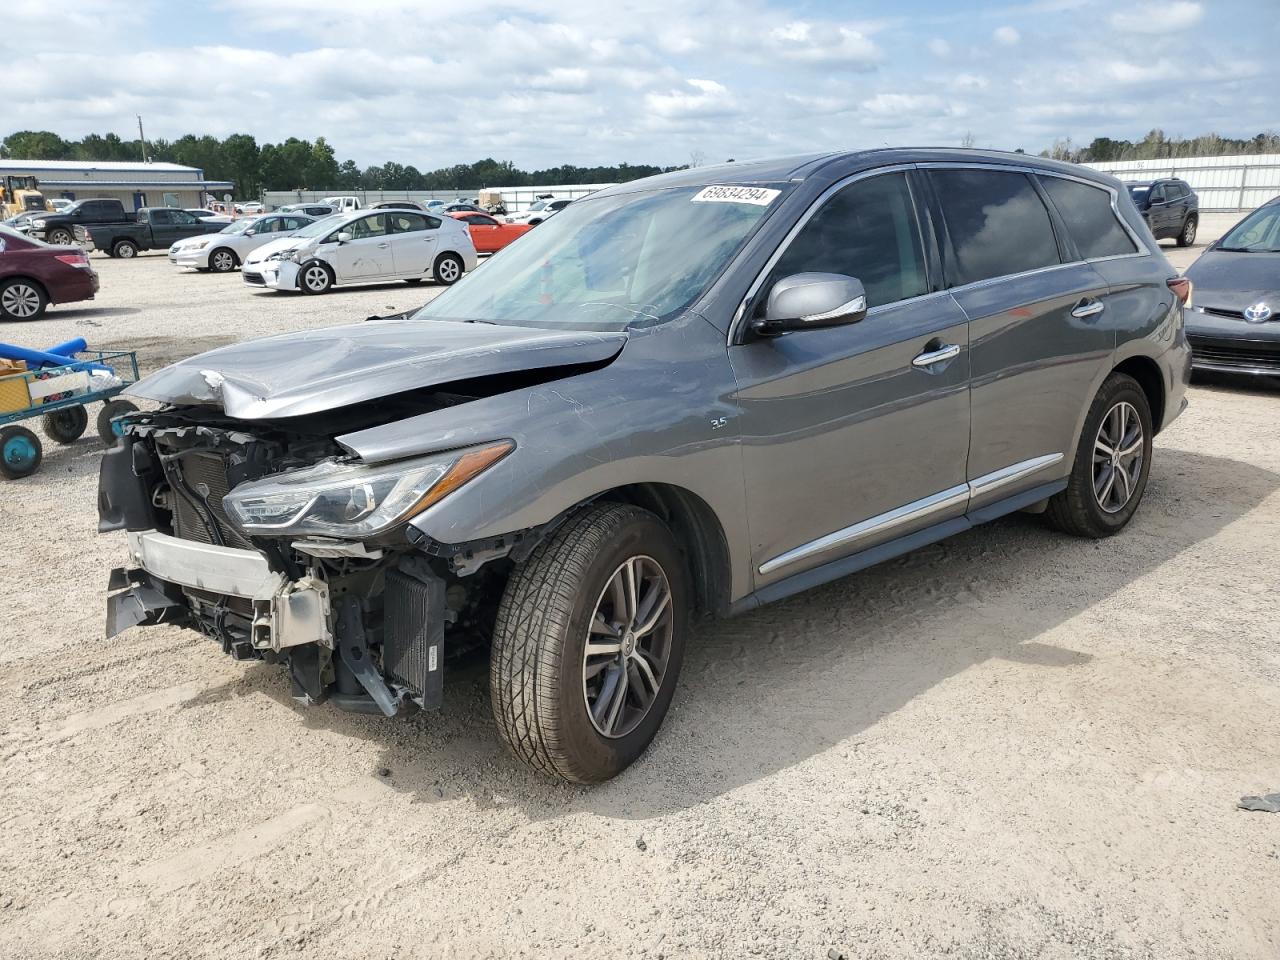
[{"x1": 106, "y1": 529, "x2": 446, "y2": 716}]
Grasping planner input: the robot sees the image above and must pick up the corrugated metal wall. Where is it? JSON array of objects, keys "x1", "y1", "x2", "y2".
[
  {"x1": 1081, "y1": 154, "x2": 1280, "y2": 211},
  {"x1": 263, "y1": 183, "x2": 616, "y2": 214}
]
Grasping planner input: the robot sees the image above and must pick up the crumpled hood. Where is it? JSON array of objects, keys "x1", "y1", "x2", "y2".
[
  {"x1": 1184, "y1": 249, "x2": 1280, "y2": 311},
  {"x1": 127, "y1": 319, "x2": 628, "y2": 419}
]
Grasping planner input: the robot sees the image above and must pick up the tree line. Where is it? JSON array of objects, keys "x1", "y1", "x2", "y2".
[
  {"x1": 0, "y1": 130, "x2": 680, "y2": 197},
  {"x1": 1041, "y1": 129, "x2": 1280, "y2": 164}
]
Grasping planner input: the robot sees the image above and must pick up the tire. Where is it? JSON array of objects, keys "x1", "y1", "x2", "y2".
[
  {"x1": 48, "y1": 228, "x2": 74, "y2": 246},
  {"x1": 490, "y1": 503, "x2": 690, "y2": 784},
  {"x1": 113, "y1": 239, "x2": 139, "y2": 259},
  {"x1": 97, "y1": 399, "x2": 139, "y2": 445},
  {"x1": 0, "y1": 425, "x2": 42, "y2": 480},
  {"x1": 433, "y1": 252, "x2": 464, "y2": 285},
  {"x1": 0, "y1": 279, "x2": 48, "y2": 321},
  {"x1": 528, "y1": 218, "x2": 543, "y2": 226},
  {"x1": 41, "y1": 406, "x2": 88, "y2": 444},
  {"x1": 1046, "y1": 373, "x2": 1153, "y2": 539},
  {"x1": 1176, "y1": 215, "x2": 1198, "y2": 247},
  {"x1": 209, "y1": 247, "x2": 239, "y2": 272},
  {"x1": 298, "y1": 261, "x2": 333, "y2": 294}
]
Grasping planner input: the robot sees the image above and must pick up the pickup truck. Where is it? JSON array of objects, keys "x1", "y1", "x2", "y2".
[
  {"x1": 77, "y1": 208, "x2": 226, "y2": 258},
  {"x1": 25, "y1": 198, "x2": 132, "y2": 246}
]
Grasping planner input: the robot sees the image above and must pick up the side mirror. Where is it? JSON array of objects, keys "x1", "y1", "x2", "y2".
[
  {"x1": 336, "y1": 231, "x2": 353, "y2": 243},
  {"x1": 752, "y1": 273, "x2": 868, "y2": 336},
  {"x1": 244, "y1": 229, "x2": 256, "y2": 236}
]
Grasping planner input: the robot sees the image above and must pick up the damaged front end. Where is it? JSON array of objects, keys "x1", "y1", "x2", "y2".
[{"x1": 99, "y1": 409, "x2": 514, "y2": 716}]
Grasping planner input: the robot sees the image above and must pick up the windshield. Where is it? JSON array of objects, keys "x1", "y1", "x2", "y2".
[
  {"x1": 1218, "y1": 203, "x2": 1280, "y2": 252},
  {"x1": 528, "y1": 200, "x2": 550, "y2": 212},
  {"x1": 289, "y1": 214, "x2": 345, "y2": 239},
  {"x1": 0, "y1": 224, "x2": 46, "y2": 247},
  {"x1": 413, "y1": 183, "x2": 786, "y2": 331},
  {"x1": 220, "y1": 217, "x2": 260, "y2": 235}
]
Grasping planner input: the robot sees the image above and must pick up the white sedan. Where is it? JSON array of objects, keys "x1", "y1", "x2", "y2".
[
  {"x1": 505, "y1": 197, "x2": 572, "y2": 225},
  {"x1": 168, "y1": 213, "x2": 318, "y2": 273},
  {"x1": 241, "y1": 208, "x2": 477, "y2": 293}
]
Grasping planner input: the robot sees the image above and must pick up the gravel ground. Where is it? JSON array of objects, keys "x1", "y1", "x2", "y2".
[{"x1": 3, "y1": 213, "x2": 1278, "y2": 960}]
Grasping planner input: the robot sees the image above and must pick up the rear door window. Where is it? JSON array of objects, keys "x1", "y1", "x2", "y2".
[
  {"x1": 929, "y1": 169, "x2": 1061, "y2": 286},
  {"x1": 765, "y1": 171, "x2": 928, "y2": 309},
  {"x1": 388, "y1": 212, "x2": 429, "y2": 233},
  {"x1": 1039, "y1": 176, "x2": 1138, "y2": 260}
]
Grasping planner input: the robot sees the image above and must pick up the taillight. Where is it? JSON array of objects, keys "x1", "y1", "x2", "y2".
[
  {"x1": 54, "y1": 253, "x2": 89, "y2": 268},
  {"x1": 1167, "y1": 277, "x2": 1192, "y2": 306}
]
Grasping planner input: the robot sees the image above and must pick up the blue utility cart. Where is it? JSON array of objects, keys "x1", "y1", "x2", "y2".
[{"x1": 0, "y1": 349, "x2": 141, "y2": 479}]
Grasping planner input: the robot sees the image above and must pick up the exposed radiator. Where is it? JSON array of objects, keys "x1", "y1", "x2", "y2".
[{"x1": 383, "y1": 564, "x2": 445, "y2": 710}]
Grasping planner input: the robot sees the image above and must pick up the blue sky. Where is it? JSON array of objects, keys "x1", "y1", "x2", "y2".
[{"x1": 4, "y1": 0, "x2": 1277, "y2": 169}]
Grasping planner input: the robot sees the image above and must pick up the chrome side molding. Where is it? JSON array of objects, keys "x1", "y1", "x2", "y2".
[{"x1": 759, "y1": 452, "x2": 1065, "y2": 576}]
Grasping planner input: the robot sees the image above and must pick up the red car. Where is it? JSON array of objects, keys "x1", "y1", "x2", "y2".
[
  {"x1": 0, "y1": 225, "x2": 99, "y2": 322},
  {"x1": 449, "y1": 212, "x2": 532, "y2": 254}
]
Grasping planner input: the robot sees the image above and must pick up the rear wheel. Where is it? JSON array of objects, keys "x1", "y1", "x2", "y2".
[
  {"x1": 0, "y1": 279, "x2": 47, "y2": 321},
  {"x1": 97, "y1": 399, "x2": 139, "y2": 445},
  {"x1": 1176, "y1": 215, "x2": 1198, "y2": 247},
  {"x1": 1046, "y1": 373, "x2": 1153, "y2": 538},
  {"x1": 490, "y1": 503, "x2": 689, "y2": 783},
  {"x1": 0, "y1": 425, "x2": 42, "y2": 479},
  {"x1": 299, "y1": 262, "x2": 333, "y2": 294},
  {"x1": 209, "y1": 247, "x2": 239, "y2": 272},
  {"x1": 433, "y1": 252, "x2": 464, "y2": 285},
  {"x1": 113, "y1": 239, "x2": 139, "y2": 259},
  {"x1": 41, "y1": 406, "x2": 88, "y2": 444}
]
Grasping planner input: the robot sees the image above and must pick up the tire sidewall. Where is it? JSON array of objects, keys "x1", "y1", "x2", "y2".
[
  {"x1": 299, "y1": 261, "x2": 333, "y2": 294},
  {"x1": 433, "y1": 253, "x2": 463, "y2": 285},
  {"x1": 1077, "y1": 378, "x2": 1153, "y2": 533},
  {"x1": 0, "y1": 279, "x2": 47, "y2": 321},
  {"x1": 552, "y1": 513, "x2": 690, "y2": 781}
]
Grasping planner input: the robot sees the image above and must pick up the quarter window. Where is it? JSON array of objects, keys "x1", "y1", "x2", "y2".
[
  {"x1": 1039, "y1": 177, "x2": 1138, "y2": 260},
  {"x1": 765, "y1": 172, "x2": 928, "y2": 310},
  {"x1": 929, "y1": 169, "x2": 1061, "y2": 286}
]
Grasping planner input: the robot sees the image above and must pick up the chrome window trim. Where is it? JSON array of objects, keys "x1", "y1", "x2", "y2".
[
  {"x1": 727, "y1": 163, "x2": 919, "y2": 345},
  {"x1": 758, "y1": 452, "x2": 1065, "y2": 576},
  {"x1": 729, "y1": 160, "x2": 1150, "y2": 346}
]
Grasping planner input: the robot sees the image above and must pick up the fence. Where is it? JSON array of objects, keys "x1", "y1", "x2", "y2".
[
  {"x1": 1081, "y1": 154, "x2": 1280, "y2": 211},
  {"x1": 263, "y1": 182, "x2": 616, "y2": 215}
]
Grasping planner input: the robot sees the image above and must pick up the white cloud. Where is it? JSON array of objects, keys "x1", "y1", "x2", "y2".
[
  {"x1": 645, "y1": 79, "x2": 738, "y2": 119},
  {"x1": 1110, "y1": 1, "x2": 1203, "y2": 33},
  {"x1": 993, "y1": 25, "x2": 1021, "y2": 45},
  {"x1": 927, "y1": 38, "x2": 951, "y2": 57}
]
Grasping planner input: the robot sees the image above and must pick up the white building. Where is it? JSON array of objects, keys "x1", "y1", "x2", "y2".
[
  {"x1": 0, "y1": 158, "x2": 234, "y2": 211},
  {"x1": 1082, "y1": 154, "x2": 1280, "y2": 211}
]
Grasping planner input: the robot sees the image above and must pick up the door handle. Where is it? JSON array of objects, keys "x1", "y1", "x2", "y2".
[
  {"x1": 376, "y1": 242, "x2": 389, "y2": 248},
  {"x1": 1071, "y1": 299, "x2": 1105, "y2": 319},
  {"x1": 912, "y1": 343, "x2": 961, "y2": 368}
]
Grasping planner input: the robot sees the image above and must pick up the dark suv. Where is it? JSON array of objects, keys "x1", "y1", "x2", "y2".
[
  {"x1": 1127, "y1": 178, "x2": 1199, "y2": 247},
  {"x1": 100, "y1": 149, "x2": 1191, "y2": 783}
]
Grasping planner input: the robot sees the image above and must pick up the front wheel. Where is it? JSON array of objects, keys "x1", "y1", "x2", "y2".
[
  {"x1": 48, "y1": 229, "x2": 74, "y2": 246},
  {"x1": 0, "y1": 425, "x2": 42, "y2": 480},
  {"x1": 1046, "y1": 373, "x2": 1153, "y2": 538},
  {"x1": 1176, "y1": 216, "x2": 1198, "y2": 247},
  {"x1": 209, "y1": 247, "x2": 239, "y2": 272},
  {"x1": 490, "y1": 503, "x2": 689, "y2": 783},
  {"x1": 298, "y1": 262, "x2": 334, "y2": 294},
  {"x1": 433, "y1": 252, "x2": 464, "y2": 285}
]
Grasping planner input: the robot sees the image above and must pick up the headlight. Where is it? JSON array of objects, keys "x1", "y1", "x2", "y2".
[
  {"x1": 223, "y1": 441, "x2": 513, "y2": 538},
  {"x1": 190, "y1": 238, "x2": 212, "y2": 250},
  {"x1": 31, "y1": 219, "x2": 46, "y2": 229}
]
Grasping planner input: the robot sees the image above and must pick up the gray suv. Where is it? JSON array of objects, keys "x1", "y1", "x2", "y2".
[{"x1": 99, "y1": 149, "x2": 1191, "y2": 783}]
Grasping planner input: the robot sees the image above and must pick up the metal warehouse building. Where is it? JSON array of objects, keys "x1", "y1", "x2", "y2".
[
  {"x1": 1083, "y1": 153, "x2": 1280, "y2": 211},
  {"x1": 0, "y1": 159, "x2": 233, "y2": 211}
]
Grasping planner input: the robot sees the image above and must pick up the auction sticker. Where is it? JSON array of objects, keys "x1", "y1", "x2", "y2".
[{"x1": 691, "y1": 185, "x2": 780, "y2": 205}]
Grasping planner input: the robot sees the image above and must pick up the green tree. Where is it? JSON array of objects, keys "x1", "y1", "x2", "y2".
[
  {"x1": 2, "y1": 130, "x2": 70, "y2": 159},
  {"x1": 221, "y1": 134, "x2": 261, "y2": 196},
  {"x1": 305, "y1": 137, "x2": 340, "y2": 189}
]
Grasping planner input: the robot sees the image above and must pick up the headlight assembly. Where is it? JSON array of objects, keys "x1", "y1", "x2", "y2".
[
  {"x1": 31, "y1": 219, "x2": 46, "y2": 229},
  {"x1": 223, "y1": 441, "x2": 514, "y2": 539}
]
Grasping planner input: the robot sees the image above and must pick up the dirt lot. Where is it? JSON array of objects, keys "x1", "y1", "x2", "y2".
[{"x1": 3, "y1": 213, "x2": 1279, "y2": 960}]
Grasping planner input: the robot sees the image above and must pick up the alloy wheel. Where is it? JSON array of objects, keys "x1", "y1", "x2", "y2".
[
  {"x1": 303, "y1": 265, "x2": 330, "y2": 292},
  {"x1": 582, "y1": 555, "x2": 674, "y2": 739},
  {"x1": 1, "y1": 283, "x2": 40, "y2": 318},
  {"x1": 1093, "y1": 401, "x2": 1144, "y2": 514},
  {"x1": 1183, "y1": 220, "x2": 1196, "y2": 245},
  {"x1": 212, "y1": 250, "x2": 235, "y2": 272}
]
